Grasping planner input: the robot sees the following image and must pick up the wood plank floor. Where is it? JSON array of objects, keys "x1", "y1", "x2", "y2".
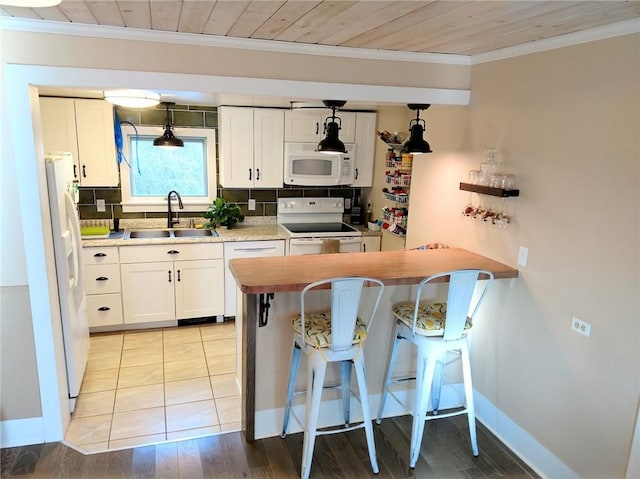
[{"x1": 1, "y1": 415, "x2": 540, "y2": 478}]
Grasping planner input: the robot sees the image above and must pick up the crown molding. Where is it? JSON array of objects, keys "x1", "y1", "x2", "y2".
[
  {"x1": 472, "y1": 18, "x2": 640, "y2": 65},
  {"x1": 0, "y1": 17, "x2": 471, "y2": 66}
]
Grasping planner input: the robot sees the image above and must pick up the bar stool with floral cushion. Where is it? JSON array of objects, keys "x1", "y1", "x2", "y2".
[
  {"x1": 281, "y1": 276, "x2": 384, "y2": 479},
  {"x1": 376, "y1": 269, "x2": 494, "y2": 468}
]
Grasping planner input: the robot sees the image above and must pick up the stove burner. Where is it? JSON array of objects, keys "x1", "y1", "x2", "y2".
[{"x1": 281, "y1": 222, "x2": 360, "y2": 235}]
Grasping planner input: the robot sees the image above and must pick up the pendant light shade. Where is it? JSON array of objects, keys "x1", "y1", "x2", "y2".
[
  {"x1": 154, "y1": 102, "x2": 183, "y2": 148},
  {"x1": 317, "y1": 100, "x2": 347, "y2": 154},
  {"x1": 403, "y1": 104, "x2": 432, "y2": 154},
  {"x1": 104, "y1": 89, "x2": 160, "y2": 108}
]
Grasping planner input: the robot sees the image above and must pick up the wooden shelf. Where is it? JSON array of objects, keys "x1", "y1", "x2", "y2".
[{"x1": 459, "y1": 182, "x2": 520, "y2": 197}]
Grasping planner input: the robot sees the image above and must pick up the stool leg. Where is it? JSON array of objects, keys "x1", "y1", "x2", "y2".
[
  {"x1": 460, "y1": 343, "x2": 478, "y2": 456},
  {"x1": 377, "y1": 328, "x2": 402, "y2": 424},
  {"x1": 301, "y1": 353, "x2": 327, "y2": 479},
  {"x1": 410, "y1": 348, "x2": 436, "y2": 469},
  {"x1": 340, "y1": 360, "x2": 353, "y2": 426},
  {"x1": 282, "y1": 341, "x2": 302, "y2": 438},
  {"x1": 353, "y1": 353, "x2": 379, "y2": 474},
  {"x1": 430, "y1": 350, "x2": 447, "y2": 414}
]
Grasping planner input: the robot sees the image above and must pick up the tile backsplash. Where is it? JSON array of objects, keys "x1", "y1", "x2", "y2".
[{"x1": 78, "y1": 104, "x2": 360, "y2": 223}]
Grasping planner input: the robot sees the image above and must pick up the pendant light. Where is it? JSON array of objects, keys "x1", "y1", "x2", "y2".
[
  {"x1": 403, "y1": 103, "x2": 432, "y2": 154},
  {"x1": 104, "y1": 89, "x2": 160, "y2": 108},
  {"x1": 154, "y1": 102, "x2": 184, "y2": 148},
  {"x1": 317, "y1": 100, "x2": 347, "y2": 154}
]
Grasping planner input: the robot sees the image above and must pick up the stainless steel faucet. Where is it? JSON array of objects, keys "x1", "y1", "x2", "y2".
[{"x1": 167, "y1": 190, "x2": 184, "y2": 228}]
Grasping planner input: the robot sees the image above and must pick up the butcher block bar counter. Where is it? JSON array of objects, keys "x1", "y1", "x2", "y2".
[{"x1": 228, "y1": 248, "x2": 519, "y2": 442}]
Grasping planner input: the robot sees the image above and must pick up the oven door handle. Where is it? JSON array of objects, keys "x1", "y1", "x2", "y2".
[{"x1": 290, "y1": 237, "x2": 361, "y2": 245}]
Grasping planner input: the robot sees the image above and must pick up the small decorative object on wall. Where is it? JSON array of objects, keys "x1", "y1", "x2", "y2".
[{"x1": 203, "y1": 197, "x2": 245, "y2": 229}]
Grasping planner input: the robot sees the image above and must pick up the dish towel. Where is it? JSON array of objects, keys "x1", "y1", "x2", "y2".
[{"x1": 321, "y1": 239, "x2": 341, "y2": 254}]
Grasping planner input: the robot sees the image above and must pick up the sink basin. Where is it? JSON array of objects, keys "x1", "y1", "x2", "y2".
[
  {"x1": 173, "y1": 228, "x2": 217, "y2": 237},
  {"x1": 128, "y1": 229, "x2": 171, "y2": 239},
  {"x1": 125, "y1": 228, "x2": 218, "y2": 239}
]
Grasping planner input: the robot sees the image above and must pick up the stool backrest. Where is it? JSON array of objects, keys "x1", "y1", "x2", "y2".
[
  {"x1": 301, "y1": 277, "x2": 385, "y2": 351},
  {"x1": 413, "y1": 269, "x2": 494, "y2": 340}
]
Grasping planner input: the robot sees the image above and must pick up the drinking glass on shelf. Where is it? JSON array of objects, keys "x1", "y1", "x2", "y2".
[
  {"x1": 502, "y1": 174, "x2": 516, "y2": 190},
  {"x1": 468, "y1": 170, "x2": 481, "y2": 184},
  {"x1": 489, "y1": 174, "x2": 504, "y2": 189}
]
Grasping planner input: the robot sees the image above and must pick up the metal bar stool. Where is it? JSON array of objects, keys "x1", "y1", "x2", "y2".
[
  {"x1": 376, "y1": 269, "x2": 494, "y2": 468},
  {"x1": 281, "y1": 276, "x2": 385, "y2": 479}
]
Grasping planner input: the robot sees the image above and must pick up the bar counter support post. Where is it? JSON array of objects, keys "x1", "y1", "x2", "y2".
[{"x1": 242, "y1": 292, "x2": 257, "y2": 442}]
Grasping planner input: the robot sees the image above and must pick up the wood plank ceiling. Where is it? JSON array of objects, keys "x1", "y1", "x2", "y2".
[{"x1": 2, "y1": 0, "x2": 639, "y2": 56}]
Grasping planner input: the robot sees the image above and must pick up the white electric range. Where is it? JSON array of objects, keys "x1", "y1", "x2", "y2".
[{"x1": 277, "y1": 197, "x2": 362, "y2": 255}]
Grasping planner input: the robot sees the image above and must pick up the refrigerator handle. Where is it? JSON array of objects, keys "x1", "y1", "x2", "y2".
[{"x1": 64, "y1": 190, "x2": 82, "y2": 292}]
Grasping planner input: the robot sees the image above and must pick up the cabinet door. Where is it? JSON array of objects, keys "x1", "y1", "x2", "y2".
[
  {"x1": 74, "y1": 99, "x2": 118, "y2": 187},
  {"x1": 253, "y1": 109, "x2": 284, "y2": 188},
  {"x1": 219, "y1": 106, "x2": 254, "y2": 187},
  {"x1": 174, "y1": 259, "x2": 224, "y2": 319},
  {"x1": 121, "y1": 262, "x2": 176, "y2": 325},
  {"x1": 360, "y1": 235, "x2": 381, "y2": 253},
  {"x1": 352, "y1": 112, "x2": 377, "y2": 187},
  {"x1": 284, "y1": 110, "x2": 356, "y2": 143},
  {"x1": 40, "y1": 98, "x2": 80, "y2": 179}
]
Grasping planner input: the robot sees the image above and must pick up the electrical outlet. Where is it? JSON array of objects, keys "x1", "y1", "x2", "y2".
[
  {"x1": 517, "y1": 246, "x2": 529, "y2": 267},
  {"x1": 571, "y1": 317, "x2": 591, "y2": 337},
  {"x1": 248, "y1": 199, "x2": 256, "y2": 211},
  {"x1": 96, "y1": 199, "x2": 106, "y2": 212}
]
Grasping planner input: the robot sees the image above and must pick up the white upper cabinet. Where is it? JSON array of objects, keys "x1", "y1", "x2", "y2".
[
  {"x1": 284, "y1": 109, "x2": 356, "y2": 143},
  {"x1": 40, "y1": 98, "x2": 118, "y2": 187},
  {"x1": 219, "y1": 106, "x2": 284, "y2": 188},
  {"x1": 352, "y1": 112, "x2": 377, "y2": 187}
]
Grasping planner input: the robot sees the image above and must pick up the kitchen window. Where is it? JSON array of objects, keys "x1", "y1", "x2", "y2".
[{"x1": 120, "y1": 126, "x2": 216, "y2": 212}]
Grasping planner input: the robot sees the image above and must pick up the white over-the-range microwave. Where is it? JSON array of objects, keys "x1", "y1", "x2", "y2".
[{"x1": 284, "y1": 142, "x2": 356, "y2": 186}]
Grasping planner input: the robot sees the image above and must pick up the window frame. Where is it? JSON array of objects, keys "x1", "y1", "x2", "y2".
[{"x1": 120, "y1": 125, "x2": 217, "y2": 213}]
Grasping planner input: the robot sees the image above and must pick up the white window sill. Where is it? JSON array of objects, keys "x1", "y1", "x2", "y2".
[{"x1": 122, "y1": 201, "x2": 211, "y2": 214}]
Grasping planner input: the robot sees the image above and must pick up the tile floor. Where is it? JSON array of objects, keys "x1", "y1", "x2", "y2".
[{"x1": 65, "y1": 321, "x2": 240, "y2": 453}]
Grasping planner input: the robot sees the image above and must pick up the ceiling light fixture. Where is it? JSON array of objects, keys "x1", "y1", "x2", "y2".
[
  {"x1": 403, "y1": 103, "x2": 433, "y2": 154},
  {"x1": 317, "y1": 100, "x2": 347, "y2": 154},
  {"x1": 154, "y1": 102, "x2": 184, "y2": 148},
  {"x1": 104, "y1": 89, "x2": 160, "y2": 108}
]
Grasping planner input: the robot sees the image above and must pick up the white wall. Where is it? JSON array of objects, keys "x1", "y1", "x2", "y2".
[{"x1": 408, "y1": 33, "x2": 640, "y2": 478}]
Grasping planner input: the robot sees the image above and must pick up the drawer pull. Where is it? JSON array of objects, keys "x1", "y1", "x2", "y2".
[
  {"x1": 97, "y1": 306, "x2": 111, "y2": 312},
  {"x1": 167, "y1": 250, "x2": 180, "y2": 255},
  {"x1": 96, "y1": 276, "x2": 109, "y2": 281},
  {"x1": 93, "y1": 253, "x2": 107, "y2": 258}
]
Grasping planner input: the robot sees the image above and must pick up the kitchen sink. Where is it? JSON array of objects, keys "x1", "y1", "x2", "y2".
[
  {"x1": 128, "y1": 229, "x2": 171, "y2": 238},
  {"x1": 125, "y1": 228, "x2": 218, "y2": 239},
  {"x1": 173, "y1": 228, "x2": 216, "y2": 237}
]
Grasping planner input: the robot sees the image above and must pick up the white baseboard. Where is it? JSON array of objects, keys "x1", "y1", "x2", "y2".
[
  {"x1": 1, "y1": 417, "x2": 44, "y2": 448},
  {"x1": 255, "y1": 384, "x2": 577, "y2": 479},
  {"x1": 473, "y1": 392, "x2": 579, "y2": 479}
]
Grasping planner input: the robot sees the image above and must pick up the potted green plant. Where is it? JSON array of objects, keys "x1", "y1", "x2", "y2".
[{"x1": 203, "y1": 197, "x2": 245, "y2": 229}]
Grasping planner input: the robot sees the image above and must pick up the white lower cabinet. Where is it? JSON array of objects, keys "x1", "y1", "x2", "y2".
[
  {"x1": 361, "y1": 235, "x2": 381, "y2": 253},
  {"x1": 119, "y1": 243, "x2": 224, "y2": 327},
  {"x1": 82, "y1": 246, "x2": 123, "y2": 330}
]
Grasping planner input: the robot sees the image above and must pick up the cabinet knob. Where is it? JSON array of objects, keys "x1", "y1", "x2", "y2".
[{"x1": 97, "y1": 306, "x2": 111, "y2": 312}]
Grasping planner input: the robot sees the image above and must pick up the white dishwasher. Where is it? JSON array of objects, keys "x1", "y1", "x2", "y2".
[{"x1": 223, "y1": 240, "x2": 285, "y2": 318}]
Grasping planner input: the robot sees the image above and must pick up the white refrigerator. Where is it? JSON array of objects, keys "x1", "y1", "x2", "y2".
[{"x1": 45, "y1": 152, "x2": 90, "y2": 412}]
